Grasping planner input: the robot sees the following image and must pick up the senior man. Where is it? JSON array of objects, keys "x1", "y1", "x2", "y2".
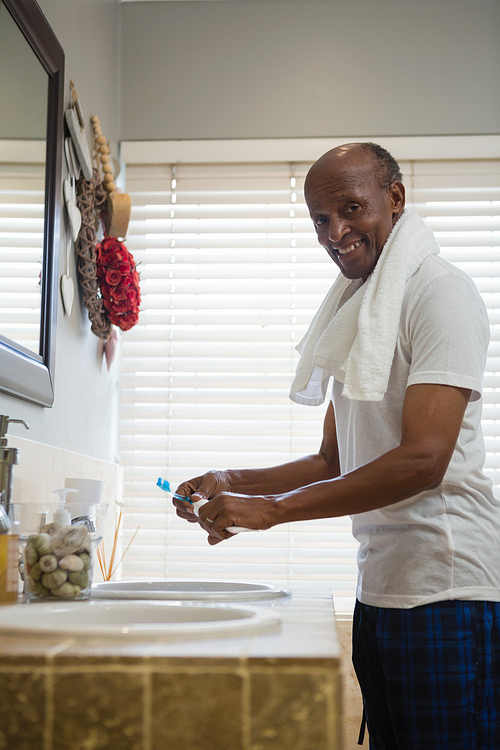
[{"x1": 174, "y1": 142, "x2": 500, "y2": 749}]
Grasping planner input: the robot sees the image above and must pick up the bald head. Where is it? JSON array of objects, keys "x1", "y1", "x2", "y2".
[{"x1": 305, "y1": 142, "x2": 403, "y2": 195}]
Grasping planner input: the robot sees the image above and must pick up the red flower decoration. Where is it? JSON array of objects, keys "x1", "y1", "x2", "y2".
[
  {"x1": 95, "y1": 237, "x2": 141, "y2": 332},
  {"x1": 118, "y1": 312, "x2": 139, "y2": 331},
  {"x1": 105, "y1": 268, "x2": 123, "y2": 286}
]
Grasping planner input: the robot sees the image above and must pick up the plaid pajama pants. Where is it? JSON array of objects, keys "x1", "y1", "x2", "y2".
[{"x1": 352, "y1": 599, "x2": 500, "y2": 750}]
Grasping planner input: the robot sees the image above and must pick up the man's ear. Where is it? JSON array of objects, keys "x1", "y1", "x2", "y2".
[{"x1": 390, "y1": 180, "x2": 405, "y2": 216}]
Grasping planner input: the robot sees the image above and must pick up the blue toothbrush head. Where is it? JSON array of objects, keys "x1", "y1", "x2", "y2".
[
  {"x1": 156, "y1": 477, "x2": 191, "y2": 503},
  {"x1": 156, "y1": 477, "x2": 172, "y2": 492}
]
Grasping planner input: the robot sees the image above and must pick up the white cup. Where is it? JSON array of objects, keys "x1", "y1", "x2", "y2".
[{"x1": 64, "y1": 478, "x2": 104, "y2": 518}]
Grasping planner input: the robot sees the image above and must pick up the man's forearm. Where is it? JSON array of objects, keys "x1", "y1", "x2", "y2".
[
  {"x1": 270, "y1": 442, "x2": 447, "y2": 526},
  {"x1": 227, "y1": 452, "x2": 339, "y2": 497}
]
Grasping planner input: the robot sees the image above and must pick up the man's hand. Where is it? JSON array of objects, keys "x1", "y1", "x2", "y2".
[
  {"x1": 196, "y1": 491, "x2": 276, "y2": 546},
  {"x1": 173, "y1": 470, "x2": 232, "y2": 523}
]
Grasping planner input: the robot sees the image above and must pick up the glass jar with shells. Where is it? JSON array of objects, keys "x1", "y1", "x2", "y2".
[{"x1": 9, "y1": 502, "x2": 102, "y2": 601}]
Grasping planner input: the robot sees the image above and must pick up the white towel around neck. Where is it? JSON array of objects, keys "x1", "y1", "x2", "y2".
[{"x1": 289, "y1": 209, "x2": 440, "y2": 405}]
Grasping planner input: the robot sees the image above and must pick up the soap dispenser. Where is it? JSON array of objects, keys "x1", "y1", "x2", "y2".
[
  {"x1": 52, "y1": 488, "x2": 78, "y2": 527},
  {"x1": 0, "y1": 416, "x2": 29, "y2": 516}
]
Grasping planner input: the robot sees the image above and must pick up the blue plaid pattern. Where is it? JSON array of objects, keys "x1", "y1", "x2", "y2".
[{"x1": 352, "y1": 600, "x2": 500, "y2": 750}]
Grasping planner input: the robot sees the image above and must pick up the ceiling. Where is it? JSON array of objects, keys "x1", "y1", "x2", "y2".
[{"x1": 120, "y1": 1, "x2": 251, "y2": 3}]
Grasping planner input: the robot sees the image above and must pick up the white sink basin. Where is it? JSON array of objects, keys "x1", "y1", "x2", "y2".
[
  {"x1": 0, "y1": 600, "x2": 281, "y2": 640},
  {"x1": 92, "y1": 579, "x2": 292, "y2": 602}
]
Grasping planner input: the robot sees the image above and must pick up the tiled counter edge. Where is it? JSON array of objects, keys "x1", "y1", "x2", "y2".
[{"x1": 0, "y1": 587, "x2": 343, "y2": 750}]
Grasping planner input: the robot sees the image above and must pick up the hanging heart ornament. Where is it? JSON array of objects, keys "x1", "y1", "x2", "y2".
[
  {"x1": 104, "y1": 328, "x2": 119, "y2": 370},
  {"x1": 63, "y1": 137, "x2": 82, "y2": 242},
  {"x1": 60, "y1": 230, "x2": 75, "y2": 317},
  {"x1": 63, "y1": 178, "x2": 81, "y2": 242},
  {"x1": 60, "y1": 272, "x2": 74, "y2": 316}
]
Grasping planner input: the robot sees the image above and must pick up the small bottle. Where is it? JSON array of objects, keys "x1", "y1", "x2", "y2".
[
  {"x1": 0, "y1": 504, "x2": 18, "y2": 604},
  {"x1": 52, "y1": 488, "x2": 79, "y2": 526}
]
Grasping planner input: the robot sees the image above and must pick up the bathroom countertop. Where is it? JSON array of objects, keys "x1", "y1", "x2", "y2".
[
  {"x1": 0, "y1": 585, "x2": 340, "y2": 660},
  {"x1": 0, "y1": 586, "x2": 343, "y2": 750}
]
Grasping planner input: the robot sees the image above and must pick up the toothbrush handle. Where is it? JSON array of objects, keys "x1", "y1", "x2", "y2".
[
  {"x1": 190, "y1": 499, "x2": 209, "y2": 516},
  {"x1": 225, "y1": 525, "x2": 255, "y2": 533},
  {"x1": 191, "y1": 500, "x2": 256, "y2": 534}
]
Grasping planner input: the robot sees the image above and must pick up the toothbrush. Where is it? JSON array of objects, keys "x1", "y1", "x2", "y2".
[
  {"x1": 156, "y1": 478, "x2": 256, "y2": 534},
  {"x1": 156, "y1": 478, "x2": 192, "y2": 503}
]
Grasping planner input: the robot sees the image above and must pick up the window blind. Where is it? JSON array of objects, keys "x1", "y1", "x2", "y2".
[
  {"x1": 0, "y1": 161, "x2": 45, "y2": 355},
  {"x1": 119, "y1": 157, "x2": 500, "y2": 614}
]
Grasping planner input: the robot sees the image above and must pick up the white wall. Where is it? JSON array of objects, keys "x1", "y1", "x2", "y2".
[
  {"x1": 2, "y1": 0, "x2": 498, "y2": 463},
  {"x1": 120, "y1": 0, "x2": 500, "y2": 141},
  {"x1": 0, "y1": 0, "x2": 122, "y2": 463}
]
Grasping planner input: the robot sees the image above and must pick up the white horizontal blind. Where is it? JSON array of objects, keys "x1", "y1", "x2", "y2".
[
  {"x1": 0, "y1": 162, "x2": 45, "y2": 355},
  {"x1": 120, "y1": 157, "x2": 500, "y2": 614}
]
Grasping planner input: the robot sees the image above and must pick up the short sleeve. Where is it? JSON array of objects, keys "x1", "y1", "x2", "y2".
[{"x1": 405, "y1": 271, "x2": 489, "y2": 402}]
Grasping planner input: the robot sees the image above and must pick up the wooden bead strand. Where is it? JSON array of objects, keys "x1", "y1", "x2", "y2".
[
  {"x1": 89, "y1": 114, "x2": 131, "y2": 240},
  {"x1": 91, "y1": 115, "x2": 116, "y2": 193}
]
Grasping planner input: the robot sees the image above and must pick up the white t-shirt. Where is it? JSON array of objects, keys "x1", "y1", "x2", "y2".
[{"x1": 332, "y1": 254, "x2": 500, "y2": 608}]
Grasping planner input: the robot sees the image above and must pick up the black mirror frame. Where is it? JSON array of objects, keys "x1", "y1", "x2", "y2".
[{"x1": 0, "y1": 0, "x2": 64, "y2": 406}]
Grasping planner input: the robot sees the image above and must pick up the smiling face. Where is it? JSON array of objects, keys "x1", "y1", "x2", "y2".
[{"x1": 305, "y1": 145, "x2": 405, "y2": 282}]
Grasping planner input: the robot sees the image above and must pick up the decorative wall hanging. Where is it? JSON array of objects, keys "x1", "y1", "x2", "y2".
[
  {"x1": 75, "y1": 168, "x2": 112, "y2": 339},
  {"x1": 104, "y1": 328, "x2": 118, "y2": 371},
  {"x1": 64, "y1": 81, "x2": 93, "y2": 180},
  {"x1": 91, "y1": 115, "x2": 132, "y2": 240},
  {"x1": 95, "y1": 236, "x2": 140, "y2": 332},
  {"x1": 60, "y1": 236, "x2": 75, "y2": 317},
  {"x1": 63, "y1": 137, "x2": 81, "y2": 243},
  {"x1": 61, "y1": 137, "x2": 81, "y2": 316},
  {"x1": 70, "y1": 98, "x2": 140, "y2": 342}
]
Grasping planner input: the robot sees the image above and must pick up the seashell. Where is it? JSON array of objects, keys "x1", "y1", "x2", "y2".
[
  {"x1": 41, "y1": 568, "x2": 68, "y2": 589},
  {"x1": 78, "y1": 552, "x2": 91, "y2": 571},
  {"x1": 51, "y1": 526, "x2": 91, "y2": 557},
  {"x1": 29, "y1": 562, "x2": 42, "y2": 581},
  {"x1": 51, "y1": 582, "x2": 81, "y2": 598},
  {"x1": 40, "y1": 522, "x2": 63, "y2": 537},
  {"x1": 68, "y1": 570, "x2": 89, "y2": 589},
  {"x1": 32, "y1": 534, "x2": 53, "y2": 557},
  {"x1": 28, "y1": 579, "x2": 51, "y2": 597},
  {"x1": 59, "y1": 555, "x2": 84, "y2": 571},
  {"x1": 39, "y1": 554, "x2": 58, "y2": 573},
  {"x1": 24, "y1": 542, "x2": 39, "y2": 566}
]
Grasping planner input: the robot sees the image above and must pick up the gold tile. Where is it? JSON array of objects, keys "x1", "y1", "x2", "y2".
[
  {"x1": 0, "y1": 671, "x2": 45, "y2": 750},
  {"x1": 151, "y1": 671, "x2": 243, "y2": 750},
  {"x1": 53, "y1": 650, "x2": 151, "y2": 665},
  {"x1": 52, "y1": 670, "x2": 144, "y2": 750},
  {"x1": 250, "y1": 670, "x2": 336, "y2": 750},
  {"x1": 149, "y1": 654, "x2": 241, "y2": 668}
]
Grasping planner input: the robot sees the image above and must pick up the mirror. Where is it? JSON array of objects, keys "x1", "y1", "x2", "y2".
[{"x1": 0, "y1": 0, "x2": 64, "y2": 406}]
